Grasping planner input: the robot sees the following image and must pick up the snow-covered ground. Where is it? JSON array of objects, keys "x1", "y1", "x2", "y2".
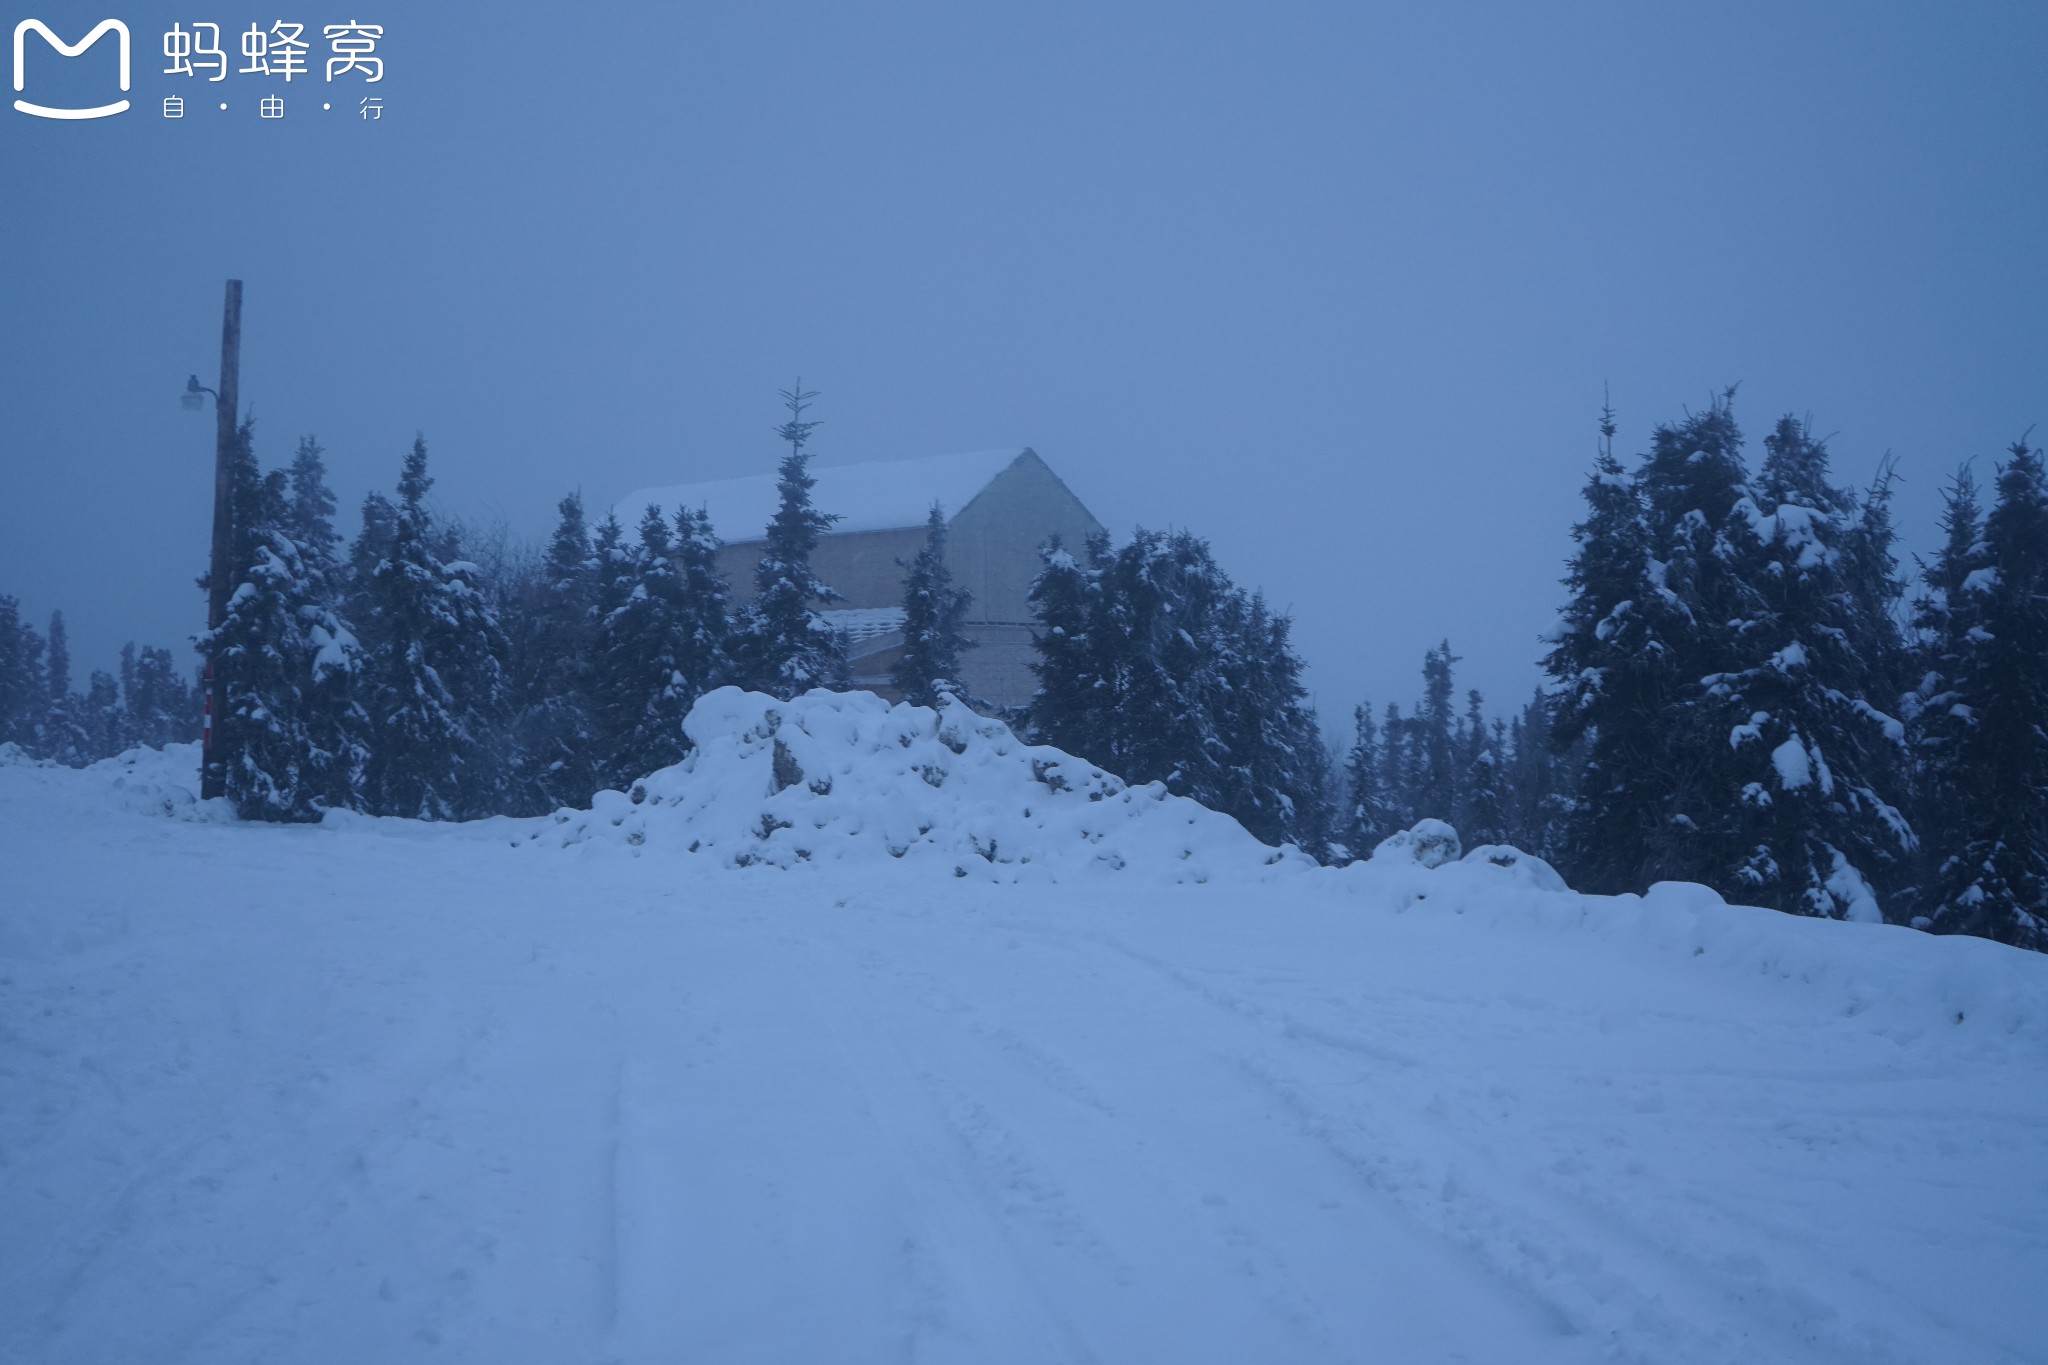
[{"x1": 4, "y1": 693, "x2": 2046, "y2": 1365}]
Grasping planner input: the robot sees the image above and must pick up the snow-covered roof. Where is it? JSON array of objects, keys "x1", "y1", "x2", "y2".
[{"x1": 615, "y1": 449, "x2": 1030, "y2": 545}]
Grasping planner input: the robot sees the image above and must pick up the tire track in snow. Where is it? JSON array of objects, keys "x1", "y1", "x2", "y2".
[
  {"x1": 1058, "y1": 923, "x2": 1974, "y2": 1365},
  {"x1": 784, "y1": 925, "x2": 1109, "y2": 1365},
  {"x1": 806, "y1": 913, "x2": 1585, "y2": 1365}
]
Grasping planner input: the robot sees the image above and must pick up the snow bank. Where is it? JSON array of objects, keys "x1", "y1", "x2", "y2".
[
  {"x1": 0, "y1": 740, "x2": 221, "y2": 822},
  {"x1": 89, "y1": 741, "x2": 223, "y2": 821},
  {"x1": 516, "y1": 687, "x2": 1321, "y2": 884},
  {"x1": 19, "y1": 694, "x2": 2042, "y2": 1050},
  {"x1": 1344, "y1": 856, "x2": 2048, "y2": 1046}
]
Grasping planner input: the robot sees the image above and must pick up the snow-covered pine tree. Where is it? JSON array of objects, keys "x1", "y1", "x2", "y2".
[
  {"x1": 672, "y1": 504, "x2": 732, "y2": 702},
  {"x1": 1904, "y1": 466, "x2": 1988, "y2": 915},
  {"x1": 346, "y1": 490, "x2": 398, "y2": 622},
  {"x1": 1504, "y1": 691, "x2": 1568, "y2": 861},
  {"x1": 1713, "y1": 416, "x2": 1915, "y2": 921},
  {"x1": 0, "y1": 597, "x2": 47, "y2": 755},
  {"x1": 1412, "y1": 641, "x2": 1460, "y2": 822},
  {"x1": 125, "y1": 644, "x2": 197, "y2": 748},
  {"x1": 1025, "y1": 533, "x2": 1109, "y2": 757},
  {"x1": 283, "y1": 434, "x2": 368, "y2": 811},
  {"x1": 504, "y1": 491, "x2": 602, "y2": 812},
  {"x1": 588, "y1": 512, "x2": 632, "y2": 621},
  {"x1": 591, "y1": 505, "x2": 698, "y2": 790},
  {"x1": 284, "y1": 436, "x2": 342, "y2": 571},
  {"x1": 115, "y1": 642, "x2": 139, "y2": 752},
  {"x1": 1089, "y1": 528, "x2": 1232, "y2": 806},
  {"x1": 40, "y1": 611, "x2": 92, "y2": 766},
  {"x1": 81, "y1": 669, "x2": 122, "y2": 759},
  {"x1": 733, "y1": 383, "x2": 845, "y2": 699},
  {"x1": 358, "y1": 437, "x2": 510, "y2": 820},
  {"x1": 893, "y1": 503, "x2": 974, "y2": 709},
  {"x1": 1546, "y1": 402, "x2": 1697, "y2": 893},
  {"x1": 1843, "y1": 458, "x2": 1911, "y2": 709},
  {"x1": 1627, "y1": 392, "x2": 1764, "y2": 886},
  {"x1": 1379, "y1": 702, "x2": 1415, "y2": 831},
  {"x1": 205, "y1": 462, "x2": 318, "y2": 817},
  {"x1": 1341, "y1": 703, "x2": 1399, "y2": 859},
  {"x1": 1223, "y1": 594, "x2": 1330, "y2": 854},
  {"x1": 1917, "y1": 439, "x2": 2048, "y2": 948},
  {"x1": 197, "y1": 422, "x2": 366, "y2": 820},
  {"x1": 1455, "y1": 688, "x2": 1509, "y2": 847}
]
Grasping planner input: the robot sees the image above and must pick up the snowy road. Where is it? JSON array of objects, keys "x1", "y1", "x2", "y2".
[{"x1": 4, "y1": 759, "x2": 2046, "y2": 1364}]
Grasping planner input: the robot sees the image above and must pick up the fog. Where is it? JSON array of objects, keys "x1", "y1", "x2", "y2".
[{"x1": 4, "y1": 0, "x2": 2043, "y2": 722}]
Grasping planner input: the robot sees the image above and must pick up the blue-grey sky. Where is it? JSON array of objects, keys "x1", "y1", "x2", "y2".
[{"x1": 4, "y1": 1, "x2": 2044, "y2": 724}]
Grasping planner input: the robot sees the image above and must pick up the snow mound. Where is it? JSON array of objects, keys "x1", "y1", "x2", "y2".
[
  {"x1": 88, "y1": 742, "x2": 224, "y2": 821},
  {"x1": 1372, "y1": 817, "x2": 1463, "y2": 868},
  {"x1": 517, "y1": 687, "x2": 1321, "y2": 884},
  {"x1": 1459, "y1": 843, "x2": 1569, "y2": 892},
  {"x1": 0, "y1": 741, "x2": 222, "y2": 822}
]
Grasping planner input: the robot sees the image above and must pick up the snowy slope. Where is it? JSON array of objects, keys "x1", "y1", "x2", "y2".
[{"x1": 3, "y1": 701, "x2": 2046, "y2": 1365}]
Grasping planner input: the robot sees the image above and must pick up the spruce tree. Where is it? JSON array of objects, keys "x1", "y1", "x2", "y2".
[
  {"x1": 1380, "y1": 702, "x2": 1415, "y2": 831},
  {"x1": 1025, "y1": 534, "x2": 1107, "y2": 753},
  {"x1": 284, "y1": 431, "x2": 367, "y2": 811},
  {"x1": 1628, "y1": 391, "x2": 1759, "y2": 887},
  {"x1": 671, "y1": 504, "x2": 733, "y2": 705},
  {"x1": 1505, "y1": 691, "x2": 1568, "y2": 861},
  {"x1": 284, "y1": 436, "x2": 342, "y2": 570},
  {"x1": 1544, "y1": 404, "x2": 1683, "y2": 894},
  {"x1": 40, "y1": 611, "x2": 92, "y2": 766},
  {"x1": 1905, "y1": 466, "x2": 1989, "y2": 912},
  {"x1": 1226, "y1": 595, "x2": 1330, "y2": 854},
  {"x1": 358, "y1": 437, "x2": 510, "y2": 820},
  {"x1": 1919, "y1": 439, "x2": 2048, "y2": 947},
  {"x1": 592, "y1": 505, "x2": 699, "y2": 789},
  {"x1": 506, "y1": 491, "x2": 602, "y2": 811},
  {"x1": 1455, "y1": 688, "x2": 1509, "y2": 846},
  {"x1": 1715, "y1": 416, "x2": 1914, "y2": 920},
  {"x1": 81, "y1": 670, "x2": 122, "y2": 759},
  {"x1": 734, "y1": 382, "x2": 844, "y2": 698},
  {"x1": 197, "y1": 422, "x2": 365, "y2": 820},
  {"x1": 125, "y1": 645, "x2": 196, "y2": 748},
  {"x1": 1341, "y1": 703, "x2": 1399, "y2": 859},
  {"x1": 114, "y1": 643, "x2": 140, "y2": 752},
  {"x1": 894, "y1": 503, "x2": 973, "y2": 709},
  {"x1": 1413, "y1": 641, "x2": 1460, "y2": 821},
  {"x1": 347, "y1": 490, "x2": 398, "y2": 622},
  {"x1": 0, "y1": 597, "x2": 47, "y2": 754}
]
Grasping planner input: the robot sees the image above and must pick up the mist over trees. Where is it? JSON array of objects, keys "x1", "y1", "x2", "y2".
[{"x1": 6, "y1": 386, "x2": 2045, "y2": 952}]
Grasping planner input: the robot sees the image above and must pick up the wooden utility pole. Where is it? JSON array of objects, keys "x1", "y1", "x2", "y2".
[{"x1": 201, "y1": 279, "x2": 242, "y2": 801}]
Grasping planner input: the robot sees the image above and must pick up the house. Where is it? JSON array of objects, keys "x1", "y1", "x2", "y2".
[{"x1": 614, "y1": 448, "x2": 1105, "y2": 711}]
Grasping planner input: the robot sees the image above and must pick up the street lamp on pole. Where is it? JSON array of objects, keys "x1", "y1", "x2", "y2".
[{"x1": 183, "y1": 281, "x2": 242, "y2": 802}]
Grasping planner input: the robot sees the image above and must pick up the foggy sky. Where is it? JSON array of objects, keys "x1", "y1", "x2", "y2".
[{"x1": 4, "y1": 0, "x2": 2044, "y2": 726}]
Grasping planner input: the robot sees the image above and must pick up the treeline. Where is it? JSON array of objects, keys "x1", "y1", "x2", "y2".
[
  {"x1": 9, "y1": 381, "x2": 2045, "y2": 952},
  {"x1": 0, "y1": 602, "x2": 199, "y2": 762},
  {"x1": 193, "y1": 386, "x2": 967, "y2": 821},
  {"x1": 1339, "y1": 647, "x2": 1561, "y2": 862},
  {"x1": 1334, "y1": 393, "x2": 2046, "y2": 953}
]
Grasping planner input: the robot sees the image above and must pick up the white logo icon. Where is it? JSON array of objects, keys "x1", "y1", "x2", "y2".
[{"x1": 13, "y1": 18, "x2": 131, "y2": 119}]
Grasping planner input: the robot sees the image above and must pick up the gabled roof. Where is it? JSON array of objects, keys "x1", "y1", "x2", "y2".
[{"x1": 614, "y1": 448, "x2": 1030, "y2": 545}]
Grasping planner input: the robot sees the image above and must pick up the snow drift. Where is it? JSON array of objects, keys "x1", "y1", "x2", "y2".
[{"x1": 517, "y1": 686, "x2": 1323, "y2": 883}]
